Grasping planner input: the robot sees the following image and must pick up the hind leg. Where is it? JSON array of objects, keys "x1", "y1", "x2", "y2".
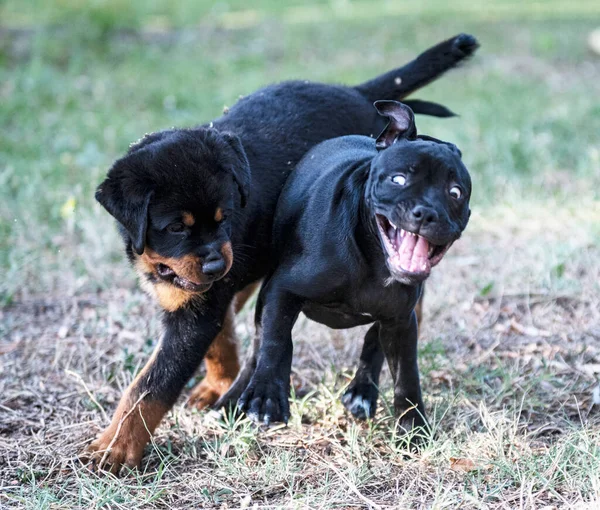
[
  {"x1": 342, "y1": 288, "x2": 424, "y2": 420},
  {"x1": 188, "y1": 282, "x2": 259, "y2": 410},
  {"x1": 342, "y1": 323, "x2": 384, "y2": 420},
  {"x1": 212, "y1": 285, "x2": 265, "y2": 410}
]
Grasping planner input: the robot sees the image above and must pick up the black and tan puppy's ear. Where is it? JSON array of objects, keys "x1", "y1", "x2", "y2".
[
  {"x1": 221, "y1": 132, "x2": 251, "y2": 208},
  {"x1": 95, "y1": 152, "x2": 154, "y2": 255},
  {"x1": 374, "y1": 100, "x2": 417, "y2": 150}
]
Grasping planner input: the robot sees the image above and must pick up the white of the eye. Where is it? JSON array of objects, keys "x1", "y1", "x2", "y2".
[
  {"x1": 392, "y1": 175, "x2": 406, "y2": 185},
  {"x1": 450, "y1": 186, "x2": 462, "y2": 199}
]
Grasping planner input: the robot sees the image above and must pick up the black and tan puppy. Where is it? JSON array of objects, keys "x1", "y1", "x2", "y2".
[
  {"x1": 236, "y1": 101, "x2": 471, "y2": 438},
  {"x1": 87, "y1": 35, "x2": 478, "y2": 472}
]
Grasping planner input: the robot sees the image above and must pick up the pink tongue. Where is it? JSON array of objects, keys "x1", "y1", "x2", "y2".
[{"x1": 399, "y1": 234, "x2": 431, "y2": 273}]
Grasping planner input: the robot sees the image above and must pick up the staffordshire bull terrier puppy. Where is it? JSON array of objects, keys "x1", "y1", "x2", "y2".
[{"x1": 235, "y1": 101, "x2": 471, "y2": 440}]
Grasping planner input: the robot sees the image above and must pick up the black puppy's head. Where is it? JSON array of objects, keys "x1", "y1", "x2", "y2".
[
  {"x1": 96, "y1": 128, "x2": 250, "y2": 311},
  {"x1": 367, "y1": 100, "x2": 471, "y2": 285}
]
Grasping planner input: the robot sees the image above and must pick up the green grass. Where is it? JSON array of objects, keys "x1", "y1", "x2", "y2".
[
  {"x1": 1, "y1": 0, "x2": 599, "y2": 302},
  {"x1": 1, "y1": 0, "x2": 599, "y2": 508}
]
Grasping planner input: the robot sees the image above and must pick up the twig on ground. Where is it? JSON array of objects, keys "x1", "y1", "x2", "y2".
[{"x1": 98, "y1": 390, "x2": 149, "y2": 469}]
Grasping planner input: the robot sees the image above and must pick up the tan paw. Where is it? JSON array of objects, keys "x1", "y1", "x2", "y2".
[
  {"x1": 80, "y1": 395, "x2": 167, "y2": 474},
  {"x1": 81, "y1": 427, "x2": 146, "y2": 475},
  {"x1": 188, "y1": 377, "x2": 233, "y2": 410}
]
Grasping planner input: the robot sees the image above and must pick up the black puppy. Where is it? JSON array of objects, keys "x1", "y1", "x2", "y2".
[
  {"x1": 237, "y1": 101, "x2": 471, "y2": 436},
  {"x1": 88, "y1": 35, "x2": 478, "y2": 471}
]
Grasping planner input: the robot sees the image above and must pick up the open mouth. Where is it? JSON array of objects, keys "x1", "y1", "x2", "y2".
[
  {"x1": 156, "y1": 263, "x2": 212, "y2": 292},
  {"x1": 375, "y1": 214, "x2": 451, "y2": 279}
]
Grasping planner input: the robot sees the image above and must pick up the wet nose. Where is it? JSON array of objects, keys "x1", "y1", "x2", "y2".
[
  {"x1": 411, "y1": 205, "x2": 439, "y2": 225},
  {"x1": 201, "y1": 251, "x2": 226, "y2": 277}
]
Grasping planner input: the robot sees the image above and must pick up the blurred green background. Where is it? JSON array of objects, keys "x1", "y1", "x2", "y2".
[{"x1": 1, "y1": 0, "x2": 599, "y2": 303}]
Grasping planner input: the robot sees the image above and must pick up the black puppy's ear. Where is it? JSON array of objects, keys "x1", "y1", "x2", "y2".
[
  {"x1": 221, "y1": 132, "x2": 251, "y2": 208},
  {"x1": 95, "y1": 156, "x2": 154, "y2": 255},
  {"x1": 374, "y1": 100, "x2": 416, "y2": 150}
]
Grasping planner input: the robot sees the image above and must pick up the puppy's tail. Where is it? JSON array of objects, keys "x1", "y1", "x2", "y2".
[{"x1": 355, "y1": 33, "x2": 479, "y2": 115}]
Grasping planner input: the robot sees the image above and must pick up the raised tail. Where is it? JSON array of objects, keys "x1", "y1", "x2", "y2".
[{"x1": 355, "y1": 33, "x2": 479, "y2": 106}]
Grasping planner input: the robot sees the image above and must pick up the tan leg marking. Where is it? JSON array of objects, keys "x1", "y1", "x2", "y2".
[
  {"x1": 82, "y1": 343, "x2": 169, "y2": 473},
  {"x1": 188, "y1": 282, "x2": 259, "y2": 410}
]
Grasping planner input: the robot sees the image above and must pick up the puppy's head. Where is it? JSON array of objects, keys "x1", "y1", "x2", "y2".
[
  {"x1": 368, "y1": 100, "x2": 471, "y2": 285},
  {"x1": 96, "y1": 128, "x2": 250, "y2": 311}
]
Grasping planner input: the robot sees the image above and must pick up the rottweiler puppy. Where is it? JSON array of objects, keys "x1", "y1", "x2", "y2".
[
  {"x1": 236, "y1": 101, "x2": 471, "y2": 439},
  {"x1": 86, "y1": 34, "x2": 478, "y2": 472}
]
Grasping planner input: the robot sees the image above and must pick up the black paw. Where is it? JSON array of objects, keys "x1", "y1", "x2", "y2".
[
  {"x1": 452, "y1": 33, "x2": 479, "y2": 58},
  {"x1": 238, "y1": 376, "x2": 290, "y2": 425},
  {"x1": 341, "y1": 381, "x2": 379, "y2": 420}
]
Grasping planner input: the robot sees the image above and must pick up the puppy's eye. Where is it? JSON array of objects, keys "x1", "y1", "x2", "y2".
[
  {"x1": 449, "y1": 186, "x2": 462, "y2": 199},
  {"x1": 391, "y1": 174, "x2": 406, "y2": 186},
  {"x1": 167, "y1": 222, "x2": 186, "y2": 233}
]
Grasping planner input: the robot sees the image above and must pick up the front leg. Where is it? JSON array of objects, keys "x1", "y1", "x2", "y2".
[
  {"x1": 379, "y1": 312, "x2": 428, "y2": 439},
  {"x1": 82, "y1": 299, "x2": 228, "y2": 473},
  {"x1": 238, "y1": 285, "x2": 303, "y2": 425}
]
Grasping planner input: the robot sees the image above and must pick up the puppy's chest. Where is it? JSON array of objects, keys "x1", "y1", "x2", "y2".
[
  {"x1": 350, "y1": 280, "x2": 417, "y2": 319},
  {"x1": 304, "y1": 280, "x2": 417, "y2": 327}
]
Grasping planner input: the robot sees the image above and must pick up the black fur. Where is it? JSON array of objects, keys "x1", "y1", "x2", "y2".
[
  {"x1": 95, "y1": 35, "x2": 478, "y2": 435},
  {"x1": 236, "y1": 101, "x2": 471, "y2": 443}
]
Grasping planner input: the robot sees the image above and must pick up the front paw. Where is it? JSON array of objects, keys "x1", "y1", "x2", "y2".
[
  {"x1": 238, "y1": 374, "x2": 290, "y2": 425},
  {"x1": 341, "y1": 380, "x2": 379, "y2": 420},
  {"x1": 80, "y1": 427, "x2": 146, "y2": 475}
]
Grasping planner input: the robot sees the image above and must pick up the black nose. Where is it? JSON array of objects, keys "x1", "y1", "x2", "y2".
[
  {"x1": 411, "y1": 205, "x2": 439, "y2": 225},
  {"x1": 202, "y1": 251, "x2": 226, "y2": 277}
]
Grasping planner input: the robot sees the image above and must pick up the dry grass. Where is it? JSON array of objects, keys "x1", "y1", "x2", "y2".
[{"x1": 1, "y1": 198, "x2": 599, "y2": 509}]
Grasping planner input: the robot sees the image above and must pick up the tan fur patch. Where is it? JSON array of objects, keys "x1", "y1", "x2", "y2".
[
  {"x1": 154, "y1": 282, "x2": 197, "y2": 312},
  {"x1": 182, "y1": 211, "x2": 195, "y2": 227},
  {"x1": 133, "y1": 245, "x2": 235, "y2": 312},
  {"x1": 221, "y1": 241, "x2": 234, "y2": 275},
  {"x1": 84, "y1": 343, "x2": 170, "y2": 472},
  {"x1": 188, "y1": 282, "x2": 259, "y2": 409},
  {"x1": 133, "y1": 249, "x2": 206, "y2": 311},
  {"x1": 141, "y1": 249, "x2": 204, "y2": 286},
  {"x1": 214, "y1": 208, "x2": 223, "y2": 222}
]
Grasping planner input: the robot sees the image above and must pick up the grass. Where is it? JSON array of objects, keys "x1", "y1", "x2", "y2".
[{"x1": 1, "y1": 0, "x2": 600, "y2": 507}]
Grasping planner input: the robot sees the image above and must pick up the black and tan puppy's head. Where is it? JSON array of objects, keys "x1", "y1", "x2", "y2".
[
  {"x1": 96, "y1": 128, "x2": 250, "y2": 311},
  {"x1": 367, "y1": 100, "x2": 471, "y2": 285}
]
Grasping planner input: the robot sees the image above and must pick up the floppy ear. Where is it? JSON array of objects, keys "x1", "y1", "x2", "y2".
[
  {"x1": 221, "y1": 132, "x2": 251, "y2": 208},
  {"x1": 374, "y1": 100, "x2": 416, "y2": 150},
  {"x1": 95, "y1": 156, "x2": 154, "y2": 255}
]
